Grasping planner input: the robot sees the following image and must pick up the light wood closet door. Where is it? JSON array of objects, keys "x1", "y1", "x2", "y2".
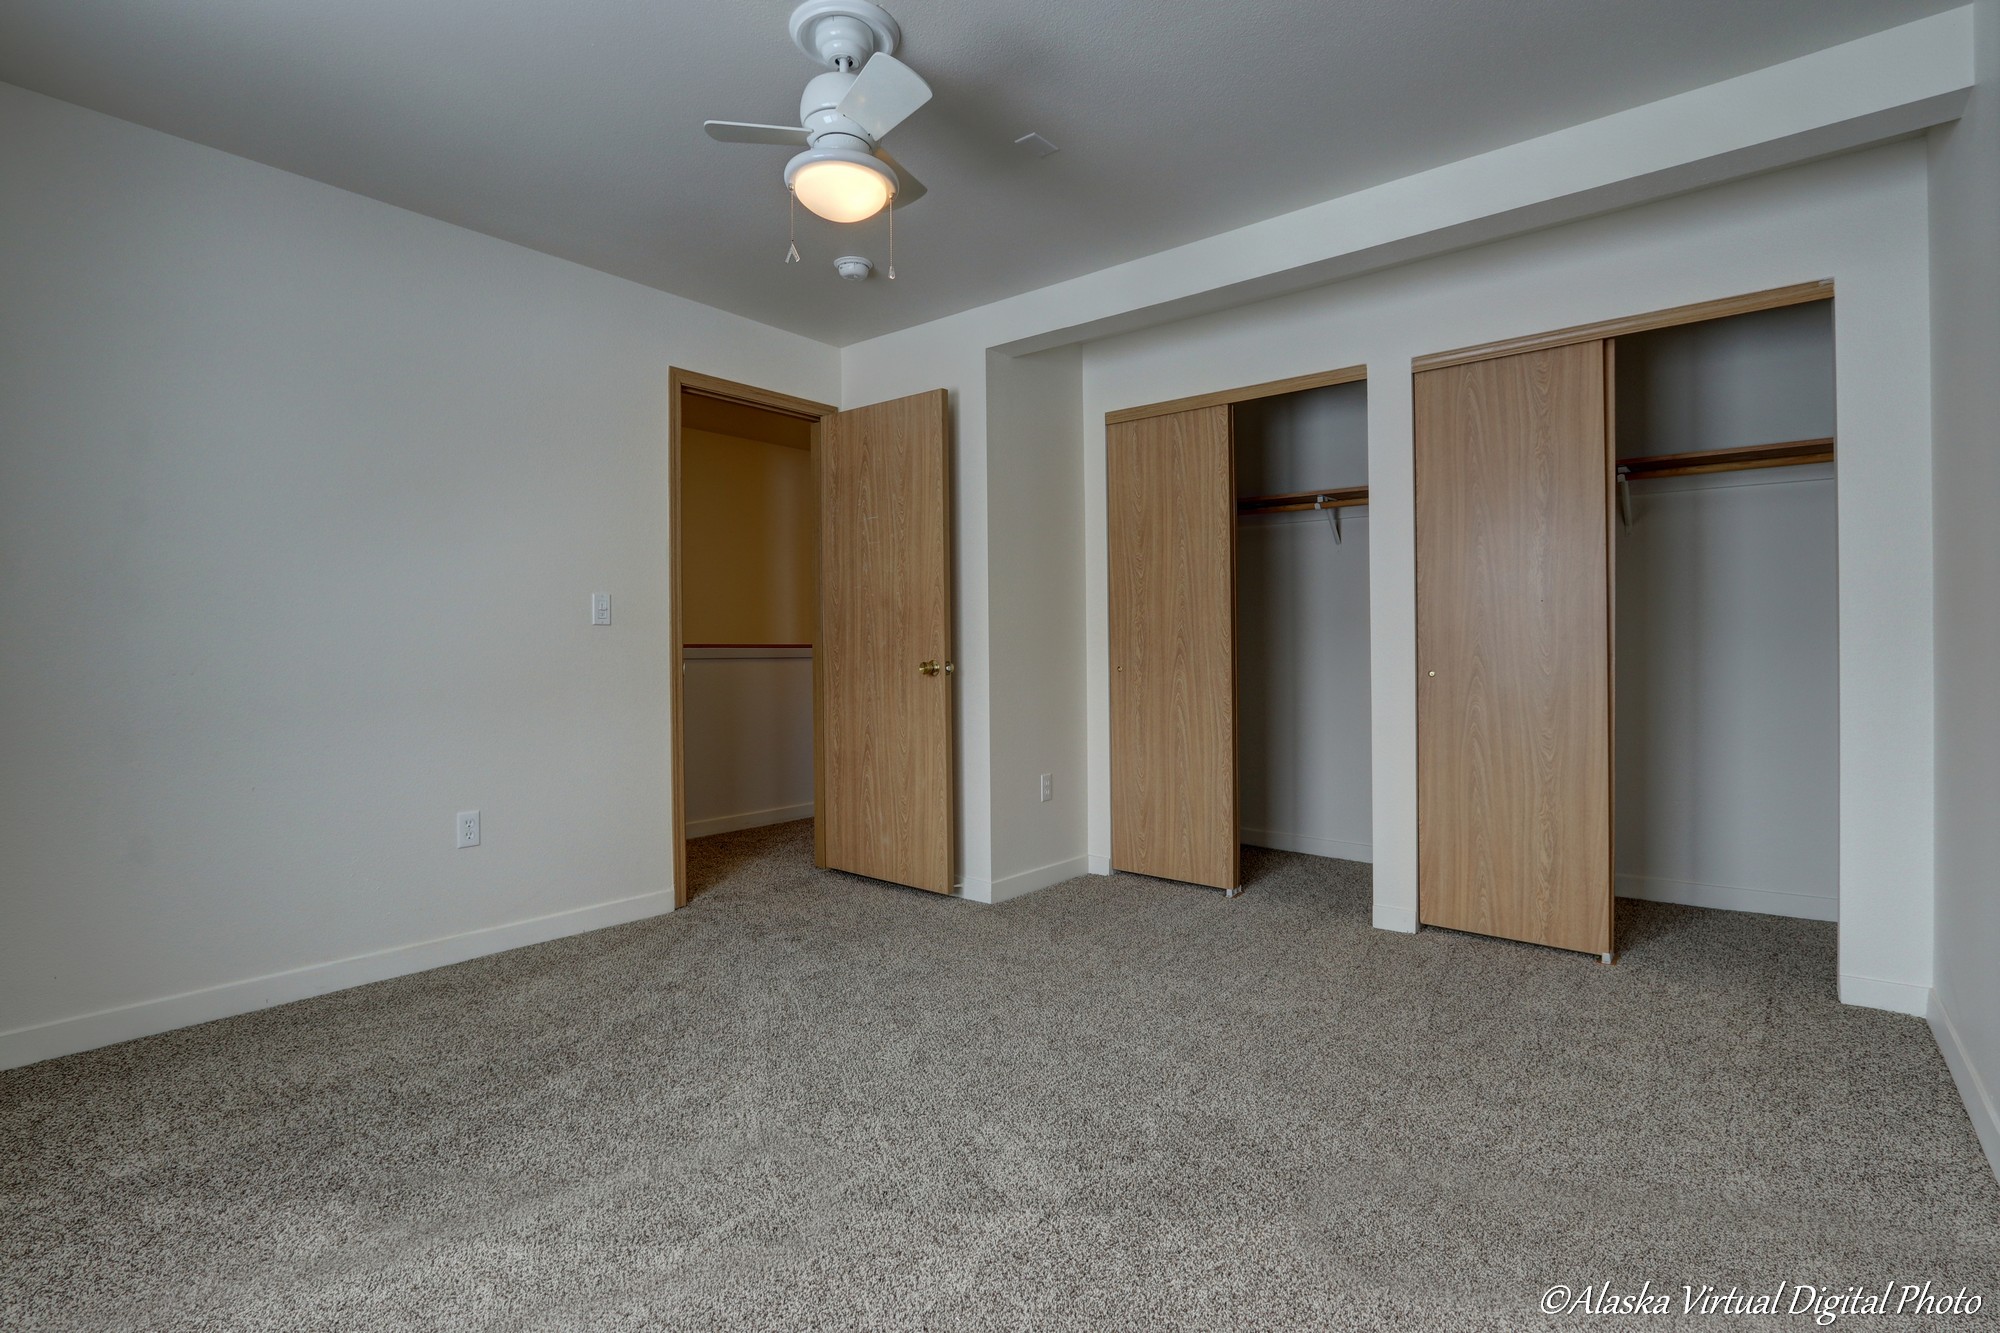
[
  {"x1": 1415, "y1": 342, "x2": 1613, "y2": 955},
  {"x1": 819, "y1": 389, "x2": 955, "y2": 894},
  {"x1": 1108, "y1": 406, "x2": 1238, "y2": 891}
]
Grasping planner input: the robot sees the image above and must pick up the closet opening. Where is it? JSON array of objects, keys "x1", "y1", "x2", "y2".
[
  {"x1": 670, "y1": 373, "x2": 835, "y2": 905},
  {"x1": 1235, "y1": 380, "x2": 1374, "y2": 891},
  {"x1": 1409, "y1": 281, "x2": 1837, "y2": 961},
  {"x1": 1104, "y1": 365, "x2": 1371, "y2": 897},
  {"x1": 1611, "y1": 300, "x2": 1839, "y2": 929}
]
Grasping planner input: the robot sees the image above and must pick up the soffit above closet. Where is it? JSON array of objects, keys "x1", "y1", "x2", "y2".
[{"x1": 0, "y1": 0, "x2": 1956, "y2": 345}]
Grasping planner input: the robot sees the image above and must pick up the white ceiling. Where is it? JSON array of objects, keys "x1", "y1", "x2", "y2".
[{"x1": 0, "y1": 0, "x2": 1956, "y2": 345}]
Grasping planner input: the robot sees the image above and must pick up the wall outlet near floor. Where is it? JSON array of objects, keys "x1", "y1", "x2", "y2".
[
  {"x1": 456, "y1": 810, "x2": 480, "y2": 848},
  {"x1": 590, "y1": 593, "x2": 611, "y2": 626},
  {"x1": 1039, "y1": 773, "x2": 1053, "y2": 803}
]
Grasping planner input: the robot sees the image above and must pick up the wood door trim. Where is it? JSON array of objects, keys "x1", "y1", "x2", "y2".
[
  {"x1": 810, "y1": 417, "x2": 827, "y2": 870},
  {"x1": 675, "y1": 368, "x2": 835, "y2": 420},
  {"x1": 668, "y1": 367, "x2": 834, "y2": 908},
  {"x1": 1105, "y1": 364, "x2": 1368, "y2": 425},
  {"x1": 1602, "y1": 340, "x2": 1618, "y2": 964},
  {"x1": 1411, "y1": 280, "x2": 1833, "y2": 373}
]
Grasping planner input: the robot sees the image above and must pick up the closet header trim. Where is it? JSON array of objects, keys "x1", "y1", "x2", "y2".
[
  {"x1": 1410, "y1": 280, "x2": 1834, "y2": 373},
  {"x1": 1105, "y1": 364, "x2": 1368, "y2": 426}
]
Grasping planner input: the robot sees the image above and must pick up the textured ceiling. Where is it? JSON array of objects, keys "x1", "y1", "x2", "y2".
[{"x1": 0, "y1": 0, "x2": 1958, "y2": 345}]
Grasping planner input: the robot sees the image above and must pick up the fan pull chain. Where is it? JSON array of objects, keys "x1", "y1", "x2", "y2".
[
  {"x1": 785, "y1": 188, "x2": 800, "y2": 265},
  {"x1": 887, "y1": 196, "x2": 895, "y2": 280}
]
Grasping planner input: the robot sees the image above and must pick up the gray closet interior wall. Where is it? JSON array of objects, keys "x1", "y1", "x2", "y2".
[
  {"x1": 1615, "y1": 302, "x2": 1839, "y2": 920},
  {"x1": 1235, "y1": 382, "x2": 1373, "y2": 863}
]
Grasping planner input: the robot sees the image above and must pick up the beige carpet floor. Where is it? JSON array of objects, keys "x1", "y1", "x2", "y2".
[{"x1": 4, "y1": 820, "x2": 1997, "y2": 1330}]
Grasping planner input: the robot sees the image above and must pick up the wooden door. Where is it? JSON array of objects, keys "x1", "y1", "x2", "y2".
[
  {"x1": 818, "y1": 389, "x2": 955, "y2": 894},
  {"x1": 1107, "y1": 406, "x2": 1239, "y2": 891},
  {"x1": 1414, "y1": 342, "x2": 1614, "y2": 955}
]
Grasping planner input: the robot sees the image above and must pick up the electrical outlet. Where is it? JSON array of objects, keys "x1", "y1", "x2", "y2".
[
  {"x1": 457, "y1": 810, "x2": 480, "y2": 848},
  {"x1": 590, "y1": 593, "x2": 611, "y2": 626},
  {"x1": 1039, "y1": 773, "x2": 1053, "y2": 803}
]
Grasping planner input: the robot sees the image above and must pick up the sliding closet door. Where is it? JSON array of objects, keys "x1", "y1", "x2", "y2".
[
  {"x1": 1415, "y1": 342, "x2": 1613, "y2": 955},
  {"x1": 1107, "y1": 406, "x2": 1238, "y2": 891}
]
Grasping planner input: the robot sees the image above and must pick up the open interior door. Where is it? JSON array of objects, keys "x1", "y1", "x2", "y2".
[{"x1": 817, "y1": 389, "x2": 956, "y2": 893}]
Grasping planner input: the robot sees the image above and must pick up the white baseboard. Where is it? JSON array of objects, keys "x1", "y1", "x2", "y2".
[
  {"x1": 1374, "y1": 903, "x2": 1419, "y2": 934},
  {"x1": 1241, "y1": 830, "x2": 1373, "y2": 863},
  {"x1": 959, "y1": 854, "x2": 1093, "y2": 905},
  {"x1": 1930, "y1": 986, "x2": 2000, "y2": 1184},
  {"x1": 1839, "y1": 972, "x2": 1930, "y2": 1016},
  {"x1": 989, "y1": 855, "x2": 1092, "y2": 903},
  {"x1": 1085, "y1": 842, "x2": 1371, "y2": 875},
  {"x1": 0, "y1": 888, "x2": 677, "y2": 1071},
  {"x1": 1616, "y1": 872, "x2": 1837, "y2": 921},
  {"x1": 685, "y1": 802, "x2": 814, "y2": 839}
]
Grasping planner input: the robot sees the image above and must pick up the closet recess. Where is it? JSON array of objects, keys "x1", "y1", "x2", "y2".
[
  {"x1": 1412, "y1": 281, "x2": 1837, "y2": 959},
  {"x1": 1107, "y1": 366, "x2": 1371, "y2": 894}
]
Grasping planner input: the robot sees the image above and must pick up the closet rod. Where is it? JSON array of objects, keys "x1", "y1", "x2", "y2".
[
  {"x1": 1616, "y1": 437, "x2": 1834, "y2": 481},
  {"x1": 1237, "y1": 485, "x2": 1369, "y2": 516}
]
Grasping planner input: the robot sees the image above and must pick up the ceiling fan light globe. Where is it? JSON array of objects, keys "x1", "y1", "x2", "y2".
[{"x1": 787, "y1": 151, "x2": 895, "y2": 223}]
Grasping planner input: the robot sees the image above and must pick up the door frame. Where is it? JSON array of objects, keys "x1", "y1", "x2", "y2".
[
  {"x1": 669, "y1": 368, "x2": 837, "y2": 908},
  {"x1": 1103, "y1": 361, "x2": 1370, "y2": 891}
]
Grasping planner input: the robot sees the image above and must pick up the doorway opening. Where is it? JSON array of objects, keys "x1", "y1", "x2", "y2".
[
  {"x1": 670, "y1": 371, "x2": 834, "y2": 905},
  {"x1": 1235, "y1": 379, "x2": 1373, "y2": 888},
  {"x1": 1104, "y1": 364, "x2": 1372, "y2": 896},
  {"x1": 1612, "y1": 300, "x2": 1839, "y2": 929}
]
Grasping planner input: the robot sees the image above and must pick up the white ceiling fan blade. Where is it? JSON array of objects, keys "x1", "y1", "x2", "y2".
[
  {"x1": 835, "y1": 53, "x2": 933, "y2": 140},
  {"x1": 703, "y1": 120, "x2": 810, "y2": 146},
  {"x1": 875, "y1": 149, "x2": 926, "y2": 206}
]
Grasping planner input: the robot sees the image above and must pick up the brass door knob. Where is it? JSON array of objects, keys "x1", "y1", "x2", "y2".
[{"x1": 918, "y1": 659, "x2": 940, "y2": 676}]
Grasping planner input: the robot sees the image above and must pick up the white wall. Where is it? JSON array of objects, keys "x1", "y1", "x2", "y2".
[
  {"x1": 1077, "y1": 141, "x2": 1933, "y2": 1008},
  {"x1": 0, "y1": 83, "x2": 838, "y2": 1067},
  {"x1": 1927, "y1": 0, "x2": 2000, "y2": 1175},
  {"x1": 682, "y1": 650, "x2": 814, "y2": 837},
  {"x1": 1613, "y1": 306, "x2": 1840, "y2": 921},
  {"x1": 1616, "y1": 469, "x2": 1839, "y2": 918},
  {"x1": 982, "y1": 347, "x2": 1089, "y2": 900},
  {"x1": 1235, "y1": 384, "x2": 1373, "y2": 862}
]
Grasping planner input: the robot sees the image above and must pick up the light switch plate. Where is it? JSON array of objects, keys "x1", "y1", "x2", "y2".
[{"x1": 591, "y1": 593, "x2": 611, "y2": 626}]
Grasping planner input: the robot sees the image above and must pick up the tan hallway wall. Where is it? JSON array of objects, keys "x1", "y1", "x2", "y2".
[
  {"x1": 681, "y1": 427, "x2": 814, "y2": 645},
  {"x1": 681, "y1": 417, "x2": 817, "y2": 837}
]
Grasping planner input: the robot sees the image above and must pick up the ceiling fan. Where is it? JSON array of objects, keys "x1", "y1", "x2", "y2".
[{"x1": 704, "y1": 0, "x2": 932, "y2": 225}]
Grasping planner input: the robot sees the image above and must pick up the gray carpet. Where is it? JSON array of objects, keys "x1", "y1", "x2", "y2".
[{"x1": 4, "y1": 821, "x2": 1996, "y2": 1331}]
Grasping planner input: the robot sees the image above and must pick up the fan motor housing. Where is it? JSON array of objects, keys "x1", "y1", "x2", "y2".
[
  {"x1": 800, "y1": 72, "x2": 869, "y2": 144},
  {"x1": 790, "y1": 1, "x2": 900, "y2": 71}
]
